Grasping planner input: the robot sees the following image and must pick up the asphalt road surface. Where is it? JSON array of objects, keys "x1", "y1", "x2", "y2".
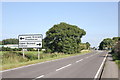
[{"x1": 1, "y1": 50, "x2": 108, "y2": 79}]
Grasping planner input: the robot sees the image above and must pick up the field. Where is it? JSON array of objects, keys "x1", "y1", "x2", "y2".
[{"x1": 0, "y1": 50, "x2": 91, "y2": 70}]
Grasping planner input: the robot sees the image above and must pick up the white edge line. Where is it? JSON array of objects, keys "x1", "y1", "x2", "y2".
[
  {"x1": 76, "y1": 59, "x2": 83, "y2": 63},
  {"x1": 1, "y1": 52, "x2": 90, "y2": 73},
  {"x1": 94, "y1": 53, "x2": 108, "y2": 80},
  {"x1": 56, "y1": 64, "x2": 72, "y2": 71}
]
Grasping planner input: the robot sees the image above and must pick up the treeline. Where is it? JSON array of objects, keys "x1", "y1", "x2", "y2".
[
  {"x1": 0, "y1": 47, "x2": 38, "y2": 51},
  {"x1": 99, "y1": 37, "x2": 120, "y2": 50},
  {"x1": 1, "y1": 38, "x2": 18, "y2": 45},
  {"x1": 99, "y1": 37, "x2": 120, "y2": 60},
  {"x1": 1, "y1": 22, "x2": 91, "y2": 53},
  {"x1": 112, "y1": 40, "x2": 120, "y2": 60}
]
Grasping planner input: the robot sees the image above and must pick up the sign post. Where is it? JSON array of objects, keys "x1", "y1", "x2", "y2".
[
  {"x1": 38, "y1": 48, "x2": 40, "y2": 59},
  {"x1": 18, "y1": 34, "x2": 42, "y2": 59},
  {"x1": 22, "y1": 48, "x2": 25, "y2": 58}
]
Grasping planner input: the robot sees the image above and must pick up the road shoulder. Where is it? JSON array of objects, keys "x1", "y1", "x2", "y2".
[{"x1": 101, "y1": 54, "x2": 119, "y2": 79}]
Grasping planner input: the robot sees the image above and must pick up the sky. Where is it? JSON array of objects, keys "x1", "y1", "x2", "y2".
[{"x1": 1, "y1": 2, "x2": 118, "y2": 47}]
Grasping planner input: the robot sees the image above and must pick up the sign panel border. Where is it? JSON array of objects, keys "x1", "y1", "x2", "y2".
[{"x1": 18, "y1": 34, "x2": 43, "y2": 48}]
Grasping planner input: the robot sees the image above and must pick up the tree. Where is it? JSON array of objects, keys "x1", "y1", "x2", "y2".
[
  {"x1": 86, "y1": 42, "x2": 90, "y2": 49},
  {"x1": 44, "y1": 22, "x2": 86, "y2": 53},
  {"x1": 79, "y1": 43, "x2": 87, "y2": 50},
  {"x1": 112, "y1": 37, "x2": 120, "y2": 60},
  {"x1": 2, "y1": 38, "x2": 18, "y2": 45},
  {"x1": 99, "y1": 38, "x2": 114, "y2": 50},
  {"x1": 113, "y1": 37, "x2": 120, "y2": 42},
  {"x1": 113, "y1": 41, "x2": 120, "y2": 60}
]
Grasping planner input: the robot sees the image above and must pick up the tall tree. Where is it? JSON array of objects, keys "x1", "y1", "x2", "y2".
[
  {"x1": 44, "y1": 22, "x2": 86, "y2": 53},
  {"x1": 99, "y1": 38, "x2": 114, "y2": 50}
]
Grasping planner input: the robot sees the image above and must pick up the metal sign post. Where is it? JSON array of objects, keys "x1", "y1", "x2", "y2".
[
  {"x1": 38, "y1": 48, "x2": 40, "y2": 59},
  {"x1": 22, "y1": 48, "x2": 25, "y2": 58}
]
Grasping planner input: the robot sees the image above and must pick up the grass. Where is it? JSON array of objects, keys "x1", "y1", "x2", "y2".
[{"x1": 1, "y1": 50, "x2": 91, "y2": 70}]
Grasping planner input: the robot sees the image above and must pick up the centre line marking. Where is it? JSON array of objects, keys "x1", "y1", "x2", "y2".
[
  {"x1": 56, "y1": 64, "x2": 72, "y2": 71},
  {"x1": 76, "y1": 59, "x2": 83, "y2": 63},
  {"x1": 33, "y1": 75, "x2": 44, "y2": 80}
]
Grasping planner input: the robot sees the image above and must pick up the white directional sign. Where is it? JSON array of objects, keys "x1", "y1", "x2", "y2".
[{"x1": 18, "y1": 34, "x2": 42, "y2": 48}]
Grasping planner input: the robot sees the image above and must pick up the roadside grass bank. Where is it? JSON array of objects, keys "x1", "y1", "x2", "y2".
[{"x1": 1, "y1": 50, "x2": 91, "y2": 71}]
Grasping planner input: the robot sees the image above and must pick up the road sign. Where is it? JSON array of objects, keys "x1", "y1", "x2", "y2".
[{"x1": 18, "y1": 34, "x2": 42, "y2": 48}]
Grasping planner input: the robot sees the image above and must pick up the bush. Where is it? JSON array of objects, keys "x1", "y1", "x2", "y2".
[
  {"x1": 50, "y1": 53, "x2": 57, "y2": 58},
  {"x1": 1, "y1": 47, "x2": 12, "y2": 51},
  {"x1": 25, "y1": 53, "x2": 38, "y2": 60},
  {"x1": 1, "y1": 47, "x2": 22, "y2": 51}
]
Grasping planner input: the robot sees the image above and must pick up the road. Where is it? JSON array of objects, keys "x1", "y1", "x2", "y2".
[{"x1": 1, "y1": 50, "x2": 108, "y2": 80}]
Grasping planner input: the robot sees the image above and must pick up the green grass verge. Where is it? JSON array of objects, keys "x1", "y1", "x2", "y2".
[{"x1": 1, "y1": 50, "x2": 91, "y2": 71}]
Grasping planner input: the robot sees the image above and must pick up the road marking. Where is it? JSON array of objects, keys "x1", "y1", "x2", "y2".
[
  {"x1": 56, "y1": 64, "x2": 72, "y2": 71},
  {"x1": 36, "y1": 75, "x2": 44, "y2": 78},
  {"x1": 76, "y1": 59, "x2": 83, "y2": 63},
  {"x1": 33, "y1": 75, "x2": 44, "y2": 80},
  {"x1": 94, "y1": 53, "x2": 108, "y2": 80}
]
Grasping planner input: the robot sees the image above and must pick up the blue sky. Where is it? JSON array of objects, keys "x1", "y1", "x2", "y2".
[{"x1": 2, "y1": 2, "x2": 118, "y2": 47}]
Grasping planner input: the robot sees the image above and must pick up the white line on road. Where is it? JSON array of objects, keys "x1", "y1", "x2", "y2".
[
  {"x1": 36, "y1": 75, "x2": 44, "y2": 78},
  {"x1": 33, "y1": 75, "x2": 44, "y2": 80},
  {"x1": 94, "y1": 53, "x2": 108, "y2": 80},
  {"x1": 76, "y1": 59, "x2": 83, "y2": 63},
  {"x1": 56, "y1": 64, "x2": 72, "y2": 71},
  {"x1": 85, "y1": 53, "x2": 98, "y2": 59}
]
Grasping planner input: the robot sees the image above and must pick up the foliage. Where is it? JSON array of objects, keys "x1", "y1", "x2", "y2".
[
  {"x1": 99, "y1": 37, "x2": 120, "y2": 64},
  {"x1": 2, "y1": 38, "x2": 18, "y2": 45},
  {"x1": 99, "y1": 38, "x2": 114, "y2": 50},
  {"x1": 112, "y1": 37, "x2": 120, "y2": 42},
  {"x1": 99, "y1": 37, "x2": 120, "y2": 50},
  {"x1": 44, "y1": 22, "x2": 86, "y2": 53},
  {"x1": 27, "y1": 48, "x2": 36, "y2": 51},
  {"x1": 79, "y1": 42, "x2": 90, "y2": 50},
  {"x1": 0, "y1": 41, "x2": 2, "y2": 45},
  {"x1": 86, "y1": 42, "x2": 90, "y2": 49},
  {"x1": 112, "y1": 41, "x2": 120, "y2": 60},
  {"x1": 1, "y1": 47, "x2": 22, "y2": 51}
]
